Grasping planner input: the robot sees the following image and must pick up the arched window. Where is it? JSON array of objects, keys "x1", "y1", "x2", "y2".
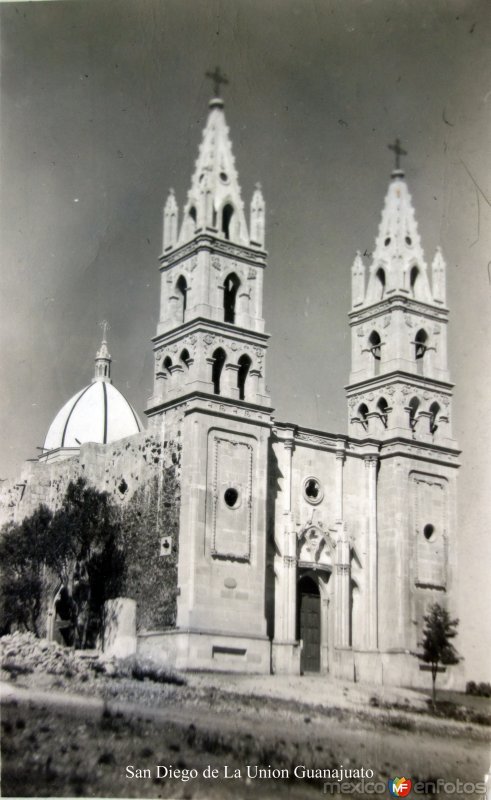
[
  {"x1": 189, "y1": 206, "x2": 197, "y2": 228},
  {"x1": 237, "y1": 354, "x2": 251, "y2": 400},
  {"x1": 414, "y1": 329, "x2": 427, "y2": 375},
  {"x1": 415, "y1": 329, "x2": 427, "y2": 359},
  {"x1": 176, "y1": 275, "x2": 188, "y2": 322},
  {"x1": 376, "y1": 267, "x2": 386, "y2": 300},
  {"x1": 410, "y1": 265, "x2": 420, "y2": 296},
  {"x1": 377, "y1": 397, "x2": 389, "y2": 428},
  {"x1": 429, "y1": 401, "x2": 440, "y2": 435},
  {"x1": 223, "y1": 272, "x2": 240, "y2": 324},
  {"x1": 211, "y1": 348, "x2": 226, "y2": 395},
  {"x1": 180, "y1": 349, "x2": 191, "y2": 368},
  {"x1": 369, "y1": 331, "x2": 381, "y2": 359},
  {"x1": 163, "y1": 356, "x2": 172, "y2": 374},
  {"x1": 222, "y1": 204, "x2": 234, "y2": 239},
  {"x1": 408, "y1": 396, "x2": 420, "y2": 430},
  {"x1": 368, "y1": 330, "x2": 381, "y2": 376},
  {"x1": 357, "y1": 403, "x2": 369, "y2": 431}
]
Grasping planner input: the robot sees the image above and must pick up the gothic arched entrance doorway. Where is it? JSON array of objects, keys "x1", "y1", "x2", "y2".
[{"x1": 297, "y1": 575, "x2": 321, "y2": 673}]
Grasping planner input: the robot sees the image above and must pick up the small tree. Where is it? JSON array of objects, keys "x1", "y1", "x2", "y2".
[
  {"x1": 45, "y1": 478, "x2": 124, "y2": 648},
  {"x1": 418, "y1": 603, "x2": 460, "y2": 709}
]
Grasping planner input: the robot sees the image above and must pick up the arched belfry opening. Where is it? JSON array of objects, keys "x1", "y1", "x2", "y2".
[
  {"x1": 410, "y1": 265, "x2": 420, "y2": 296},
  {"x1": 237, "y1": 354, "x2": 251, "y2": 400},
  {"x1": 189, "y1": 206, "x2": 197, "y2": 229},
  {"x1": 223, "y1": 272, "x2": 240, "y2": 324},
  {"x1": 176, "y1": 275, "x2": 188, "y2": 322},
  {"x1": 222, "y1": 203, "x2": 234, "y2": 239},
  {"x1": 297, "y1": 575, "x2": 321, "y2": 673},
  {"x1": 376, "y1": 267, "x2": 386, "y2": 299},
  {"x1": 429, "y1": 401, "x2": 440, "y2": 435},
  {"x1": 211, "y1": 347, "x2": 226, "y2": 394},
  {"x1": 414, "y1": 328, "x2": 428, "y2": 375},
  {"x1": 368, "y1": 330, "x2": 381, "y2": 375},
  {"x1": 408, "y1": 396, "x2": 420, "y2": 431}
]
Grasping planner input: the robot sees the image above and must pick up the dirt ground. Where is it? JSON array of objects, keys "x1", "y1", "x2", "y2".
[{"x1": 1, "y1": 639, "x2": 490, "y2": 799}]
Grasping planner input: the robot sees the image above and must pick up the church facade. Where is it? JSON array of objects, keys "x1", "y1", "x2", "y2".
[{"x1": 0, "y1": 95, "x2": 460, "y2": 687}]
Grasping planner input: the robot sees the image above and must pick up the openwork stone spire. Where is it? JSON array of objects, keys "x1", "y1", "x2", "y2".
[
  {"x1": 364, "y1": 172, "x2": 432, "y2": 305},
  {"x1": 177, "y1": 97, "x2": 249, "y2": 247}
]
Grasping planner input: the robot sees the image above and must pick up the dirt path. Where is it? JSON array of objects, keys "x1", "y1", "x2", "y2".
[{"x1": 2, "y1": 680, "x2": 489, "y2": 799}]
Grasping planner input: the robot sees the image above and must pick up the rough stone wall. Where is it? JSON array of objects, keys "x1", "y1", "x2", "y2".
[{"x1": 0, "y1": 429, "x2": 182, "y2": 636}]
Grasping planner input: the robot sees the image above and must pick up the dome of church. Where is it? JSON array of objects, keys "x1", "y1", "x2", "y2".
[{"x1": 42, "y1": 332, "x2": 142, "y2": 454}]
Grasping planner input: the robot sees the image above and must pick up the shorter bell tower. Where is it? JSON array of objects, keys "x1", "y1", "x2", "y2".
[
  {"x1": 346, "y1": 148, "x2": 454, "y2": 447},
  {"x1": 345, "y1": 143, "x2": 460, "y2": 669}
]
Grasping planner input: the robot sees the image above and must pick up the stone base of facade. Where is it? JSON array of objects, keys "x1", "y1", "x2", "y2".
[
  {"x1": 332, "y1": 648, "x2": 466, "y2": 691},
  {"x1": 137, "y1": 629, "x2": 271, "y2": 673},
  {"x1": 271, "y1": 640, "x2": 301, "y2": 674}
]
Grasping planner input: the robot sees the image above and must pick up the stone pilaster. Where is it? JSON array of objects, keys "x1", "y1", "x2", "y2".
[{"x1": 364, "y1": 454, "x2": 379, "y2": 650}]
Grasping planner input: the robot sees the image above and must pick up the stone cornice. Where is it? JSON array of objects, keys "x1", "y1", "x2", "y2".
[
  {"x1": 159, "y1": 233, "x2": 267, "y2": 271},
  {"x1": 349, "y1": 294, "x2": 449, "y2": 324},
  {"x1": 152, "y1": 317, "x2": 270, "y2": 349},
  {"x1": 345, "y1": 370, "x2": 454, "y2": 394},
  {"x1": 145, "y1": 391, "x2": 274, "y2": 425},
  {"x1": 271, "y1": 420, "x2": 459, "y2": 464}
]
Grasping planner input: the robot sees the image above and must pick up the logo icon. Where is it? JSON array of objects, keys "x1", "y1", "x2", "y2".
[{"x1": 388, "y1": 777, "x2": 412, "y2": 797}]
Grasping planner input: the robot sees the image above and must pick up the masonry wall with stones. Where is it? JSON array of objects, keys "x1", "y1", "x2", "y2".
[{"x1": 0, "y1": 429, "x2": 182, "y2": 636}]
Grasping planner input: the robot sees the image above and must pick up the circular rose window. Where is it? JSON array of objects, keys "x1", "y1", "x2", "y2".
[{"x1": 303, "y1": 477, "x2": 323, "y2": 505}]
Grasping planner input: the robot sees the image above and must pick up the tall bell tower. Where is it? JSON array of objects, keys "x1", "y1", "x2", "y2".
[{"x1": 145, "y1": 83, "x2": 273, "y2": 672}]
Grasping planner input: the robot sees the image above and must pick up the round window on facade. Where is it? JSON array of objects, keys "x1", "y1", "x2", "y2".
[
  {"x1": 303, "y1": 477, "x2": 324, "y2": 505},
  {"x1": 423, "y1": 523, "x2": 435, "y2": 541},
  {"x1": 224, "y1": 487, "x2": 240, "y2": 509}
]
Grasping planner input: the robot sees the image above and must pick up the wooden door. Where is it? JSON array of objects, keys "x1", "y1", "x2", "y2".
[{"x1": 298, "y1": 576, "x2": 321, "y2": 673}]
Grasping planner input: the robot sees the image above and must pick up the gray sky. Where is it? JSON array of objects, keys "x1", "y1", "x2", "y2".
[{"x1": 1, "y1": 0, "x2": 490, "y2": 678}]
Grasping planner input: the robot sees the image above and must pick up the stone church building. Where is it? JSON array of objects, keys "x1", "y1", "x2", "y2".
[{"x1": 0, "y1": 94, "x2": 460, "y2": 687}]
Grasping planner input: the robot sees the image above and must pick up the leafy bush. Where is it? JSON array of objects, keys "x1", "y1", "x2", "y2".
[{"x1": 466, "y1": 680, "x2": 491, "y2": 697}]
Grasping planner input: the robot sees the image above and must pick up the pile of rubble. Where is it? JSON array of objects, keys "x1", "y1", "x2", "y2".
[{"x1": 0, "y1": 631, "x2": 100, "y2": 680}]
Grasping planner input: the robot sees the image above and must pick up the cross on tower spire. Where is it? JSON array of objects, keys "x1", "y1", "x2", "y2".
[
  {"x1": 388, "y1": 138, "x2": 407, "y2": 172},
  {"x1": 205, "y1": 66, "x2": 229, "y2": 97}
]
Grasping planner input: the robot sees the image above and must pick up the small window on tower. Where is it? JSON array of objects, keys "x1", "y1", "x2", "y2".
[
  {"x1": 429, "y1": 401, "x2": 440, "y2": 435},
  {"x1": 369, "y1": 331, "x2": 381, "y2": 359},
  {"x1": 211, "y1": 348, "x2": 226, "y2": 394},
  {"x1": 408, "y1": 396, "x2": 420, "y2": 430},
  {"x1": 222, "y1": 204, "x2": 234, "y2": 240},
  {"x1": 176, "y1": 275, "x2": 188, "y2": 322},
  {"x1": 223, "y1": 272, "x2": 240, "y2": 324},
  {"x1": 357, "y1": 403, "x2": 369, "y2": 431},
  {"x1": 237, "y1": 354, "x2": 251, "y2": 400},
  {"x1": 410, "y1": 265, "x2": 420, "y2": 296},
  {"x1": 376, "y1": 268, "x2": 386, "y2": 299},
  {"x1": 180, "y1": 349, "x2": 191, "y2": 368},
  {"x1": 377, "y1": 397, "x2": 389, "y2": 428}
]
